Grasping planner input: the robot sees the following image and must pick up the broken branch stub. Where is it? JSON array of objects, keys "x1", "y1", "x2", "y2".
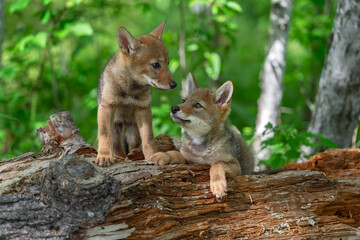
[{"x1": 36, "y1": 111, "x2": 97, "y2": 158}]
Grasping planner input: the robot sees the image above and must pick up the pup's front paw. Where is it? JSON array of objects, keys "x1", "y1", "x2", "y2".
[
  {"x1": 95, "y1": 154, "x2": 115, "y2": 167},
  {"x1": 149, "y1": 152, "x2": 170, "y2": 165},
  {"x1": 210, "y1": 178, "x2": 228, "y2": 199}
]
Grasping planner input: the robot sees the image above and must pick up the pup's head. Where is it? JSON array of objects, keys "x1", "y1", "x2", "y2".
[
  {"x1": 171, "y1": 72, "x2": 233, "y2": 137},
  {"x1": 117, "y1": 21, "x2": 176, "y2": 91}
]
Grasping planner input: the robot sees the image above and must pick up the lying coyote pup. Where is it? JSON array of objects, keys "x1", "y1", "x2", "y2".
[{"x1": 150, "y1": 73, "x2": 254, "y2": 198}]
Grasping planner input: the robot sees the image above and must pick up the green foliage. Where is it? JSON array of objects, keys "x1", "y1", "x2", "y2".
[
  {"x1": 152, "y1": 99, "x2": 181, "y2": 139},
  {"x1": 9, "y1": 0, "x2": 31, "y2": 13},
  {"x1": 1, "y1": 0, "x2": 349, "y2": 166},
  {"x1": 261, "y1": 123, "x2": 337, "y2": 169}
]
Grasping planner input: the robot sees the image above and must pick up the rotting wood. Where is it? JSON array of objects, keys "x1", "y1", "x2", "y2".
[
  {"x1": 284, "y1": 148, "x2": 360, "y2": 178},
  {"x1": 1, "y1": 112, "x2": 360, "y2": 239},
  {"x1": 77, "y1": 160, "x2": 360, "y2": 240}
]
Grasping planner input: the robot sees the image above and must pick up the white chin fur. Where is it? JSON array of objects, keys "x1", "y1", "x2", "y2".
[
  {"x1": 142, "y1": 74, "x2": 170, "y2": 91},
  {"x1": 182, "y1": 116, "x2": 212, "y2": 144},
  {"x1": 171, "y1": 112, "x2": 189, "y2": 124}
]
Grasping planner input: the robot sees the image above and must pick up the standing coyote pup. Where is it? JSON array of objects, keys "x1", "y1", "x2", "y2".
[
  {"x1": 150, "y1": 73, "x2": 254, "y2": 198},
  {"x1": 96, "y1": 21, "x2": 177, "y2": 167}
]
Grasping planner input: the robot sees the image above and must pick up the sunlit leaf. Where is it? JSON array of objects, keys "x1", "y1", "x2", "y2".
[
  {"x1": 186, "y1": 43, "x2": 199, "y2": 52},
  {"x1": 214, "y1": 15, "x2": 227, "y2": 23},
  {"x1": 14, "y1": 35, "x2": 35, "y2": 52},
  {"x1": 204, "y1": 52, "x2": 221, "y2": 80},
  {"x1": 211, "y1": 5, "x2": 219, "y2": 15},
  {"x1": 54, "y1": 28, "x2": 70, "y2": 39},
  {"x1": 9, "y1": 0, "x2": 31, "y2": 13},
  {"x1": 33, "y1": 32, "x2": 48, "y2": 48},
  {"x1": 67, "y1": 22, "x2": 94, "y2": 36},
  {"x1": 66, "y1": 0, "x2": 84, "y2": 8},
  {"x1": 226, "y1": 1, "x2": 242, "y2": 13},
  {"x1": 169, "y1": 59, "x2": 180, "y2": 74},
  {"x1": 40, "y1": 10, "x2": 51, "y2": 24}
]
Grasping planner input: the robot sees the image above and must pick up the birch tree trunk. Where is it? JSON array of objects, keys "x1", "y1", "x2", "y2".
[
  {"x1": 307, "y1": 0, "x2": 360, "y2": 150},
  {"x1": 253, "y1": 0, "x2": 293, "y2": 167}
]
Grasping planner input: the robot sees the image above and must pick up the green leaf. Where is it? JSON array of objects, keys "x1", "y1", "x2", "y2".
[
  {"x1": 54, "y1": 28, "x2": 70, "y2": 39},
  {"x1": 39, "y1": 0, "x2": 52, "y2": 5},
  {"x1": 204, "y1": 52, "x2": 221, "y2": 80},
  {"x1": 67, "y1": 22, "x2": 94, "y2": 36},
  {"x1": 211, "y1": 5, "x2": 219, "y2": 15},
  {"x1": 14, "y1": 32, "x2": 48, "y2": 52},
  {"x1": 40, "y1": 10, "x2": 51, "y2": 24},
  {"x1": 9, "y1": 0, "x2": 31, "y2": 13},
  {"x1": 0, "y1": 65, "x2": 20, "y2": 79},
  {"x1": 169, "y1": 59, "x2": 180, "y2": 74},
  {"x1": 186, "y1": 43, "x2": 199, "y2": 52},
  {"x1": 226, "y1": 1, "x2": 242, "y2": 13},
  {"x1": 0, "y1": 113, "x2": 19, "y2": 121},
  {"x1": 66, "y1": 0, "x2": 84, "y2": 8},
  {"x1": 319, "y1": 137, "x2": 337, "y2": 148},
  {"x1": 33, "y1": 32, "x2": 48, "y2": 48},
  {"x1": 14, "y1": 35, "x2": 35, "y2": 52}
]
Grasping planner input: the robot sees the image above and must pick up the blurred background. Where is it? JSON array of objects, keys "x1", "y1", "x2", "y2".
[{"x1": 1, "y1": 0, "x2": 349, "y2": 167}]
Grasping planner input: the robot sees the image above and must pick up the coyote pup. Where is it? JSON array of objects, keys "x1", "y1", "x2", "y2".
[
  {"x1": 96, "y1": 21, "x2": 177, "y2": 167},
  {"x1": 150, "y1": 73, "x2": 254, "y2": 198}
]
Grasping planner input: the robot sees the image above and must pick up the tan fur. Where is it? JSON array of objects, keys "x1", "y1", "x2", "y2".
[
  {"x1": 96, "y1": 21, "x2": 176, "y2": 167},
  {"x1": 150, "y1": 73, "x2": 254, "y2": 198}
]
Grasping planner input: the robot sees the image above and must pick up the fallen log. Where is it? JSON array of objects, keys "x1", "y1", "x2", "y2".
[{"x1": 0, "y1": 112, "x2": 359, "y2": 239}]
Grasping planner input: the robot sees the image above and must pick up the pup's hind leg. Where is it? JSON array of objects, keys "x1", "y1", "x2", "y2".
[
  {"x1": 134, "y1": 106, "x2": 156, "y2": 159},
  {"x1": 124, "y1": 123, "x2": 141, "y2": 153},
  {"x1": 112, "y1": 122, "x2": 126, "y2": 158},
  {"x1": 210, "y1": 160, "x2": 241, "y2": 199}
]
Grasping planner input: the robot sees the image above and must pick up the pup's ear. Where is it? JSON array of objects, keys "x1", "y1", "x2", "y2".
[
  {"x1": 117, "y1": 27, "x2": 139, "y2": 55},
  {"x1": 215, "y1": 81, "x2": 233, "y2": 106},
  {"x1": 181, "y1": 72, "x2": 199, "y2": 99},
  {"x1": 149, "y1": 21, "x2": 166, "y2": 40}
]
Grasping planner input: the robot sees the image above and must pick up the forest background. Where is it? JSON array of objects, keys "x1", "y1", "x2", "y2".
[{"x1": 1, "y1": 0, "x2": 357, "y2": 168}]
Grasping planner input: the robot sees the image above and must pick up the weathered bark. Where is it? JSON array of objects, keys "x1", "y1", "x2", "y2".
[
  {"x1": 308, "y1": 0, "x2": 360, "y2": 149},
  {"x1": 1, "y1": 112, "x2": 360, "y2": 239},
  {"x1": 253, "y1": 0, "x2": 293, "y2": 167},
  {"x1": 0, "y1": 154, "x2": 119, "y2": 239}
]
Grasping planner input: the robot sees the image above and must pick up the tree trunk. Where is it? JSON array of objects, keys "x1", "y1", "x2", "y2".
[
  {"x1": 1, "y1": 112, "x2": 360, "y2": 239},
  {"x1": 307, "y1": 0, "x2": 360, "y2": 149},
  {"x1": 253, "y1": 0, "x2": 293, "y2": 167}
]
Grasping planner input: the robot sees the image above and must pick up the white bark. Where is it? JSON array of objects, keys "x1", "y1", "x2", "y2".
[
  {"x1": 308, "y1": 0, "x2": 360, "y2": 149},
  {"x1": 253, "y1": 0, "x2": 293, "y2": 167}
]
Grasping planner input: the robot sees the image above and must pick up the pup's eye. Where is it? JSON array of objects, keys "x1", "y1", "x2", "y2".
[
  {"x1": 194, "y1": 103, "x2": 202, "y2": 108},
  {"x1": 152, "y1": 62, "x2": 160, "y2": 69},
  {"x1": 182, "y1": 99, "x2": 186, "y2": 103}
]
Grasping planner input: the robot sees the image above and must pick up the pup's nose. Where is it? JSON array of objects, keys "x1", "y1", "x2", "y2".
[
  {"x1": 171, "y1": 106, "x2": 180, "y2": 114},
  {"x1": 169, "y1": 81, "x2": 177, "y2": 89}
]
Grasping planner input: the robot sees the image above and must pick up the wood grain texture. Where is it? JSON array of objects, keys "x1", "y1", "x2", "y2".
[{"x1": 79, "y1": 159, "x2": 360, "y2": 240}]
